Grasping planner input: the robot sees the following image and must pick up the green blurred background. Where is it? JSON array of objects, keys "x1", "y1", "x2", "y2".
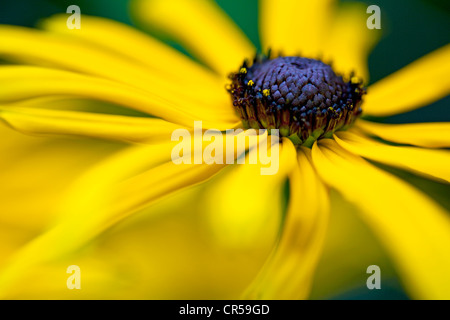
[{"x1": 0, "y1": 0, "x2": 449, "y2": 300}]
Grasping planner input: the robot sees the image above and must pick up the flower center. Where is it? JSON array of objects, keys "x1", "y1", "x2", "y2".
[{"x1": 227, "y1": 55, "x2": 365, "y2": 146}]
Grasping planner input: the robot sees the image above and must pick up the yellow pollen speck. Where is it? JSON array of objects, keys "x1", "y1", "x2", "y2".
[
  {"x1": 240, "y1": 68, "x2": 247, "y2": 74},
  {"x1": 263, "y1": 89, "x2": 270, "y2": 96},
  {"x1": 351, "y1": 76, "x2": 360, "y2": 84},
  {"x1": 247, "y1": 80, "x2": 254, "y2": 86}
]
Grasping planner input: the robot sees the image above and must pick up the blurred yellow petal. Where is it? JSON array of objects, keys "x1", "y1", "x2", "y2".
[
  {"x1": 0, "y1": 25, "x2": 231, "y2": 112},
  {"x1": 0, "y1": 130, "x2": 263, "y2": 295},
  {"x1": 132, "y1": 0, "x2": 255, "y2": 75},
  {"x1": 312, "y1": 139, "x2": 450, "y2": 299},
  {"x1": 310, "y1": 189, "x2": 399, "y2": 299},
  {"x1": 244, "y1": 144, "x2": 329, "y2": 299},
  {"x1": 202, "y1": 137, "x2": 296, "y2": 250},
  {"x1": 323, "y1": 3, "x2": 381, "y2": 81},
  {"x1": 3, "y1": 184, "x2": 270, "y2": 299},
  {"x1": 111, "y1": 159, "x2": 232, "y2": 227},
  {"x1": 356, "y1": 120, "x2": 450, "y2": 148},
  {"x1": 0, "y1": 106, "x2": 187, "y2": 143},
  {"x1": 260, "y1": 1, "x2": 378, "y2": 81},
  {"x1": 364, "y1": 44, "x2": 450, "y2": 116},
  {"x1": 114, "y1": 130, "x2": 274, "y2": 224},
  {"x1": 0, "y1": 66, "x2": 237, "y2": 128},
  {"x1": 335, "y1": 130, "x2": 450, "y2": 183},
  {"x1": 0, "y1": 142, "x2": 180, "y2": 295},
  {"x1": 259, "y1": 0, "x2": 336, "y2": 57},
  {"x1": 0, "y1": 124, "x2": 123, "y2": 260}
]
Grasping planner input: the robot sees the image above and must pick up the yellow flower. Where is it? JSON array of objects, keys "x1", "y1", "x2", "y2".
[{"x1": 0, "y1": 0, "x2": 449, "y2": 299}]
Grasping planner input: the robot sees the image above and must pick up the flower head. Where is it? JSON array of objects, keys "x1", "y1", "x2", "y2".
[
  {"x1": 228, "y1": 55, "x2": 364, "y2": 145},
  {"x1": 0, "y1": 0, "x2": 449, "y2": 300}
]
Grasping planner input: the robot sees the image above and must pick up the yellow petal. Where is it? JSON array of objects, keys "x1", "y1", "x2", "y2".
[
  {"x1": 2, "y1": 183, "x2": 270, "y2": 299},
  {"x1": 0, "y1": 123, "x2": 123, "y2": 282},
  {"x1": 202, "y1": 137, "x2": 296, "y2": 250},
  {"x1": 244, "y1": 144, "x2": 329, "y2": 299},
  {"x1": 0, "y1": 66, "x2": 238, "y2": 128},
  {"x1": 0, "y1": 129, "x2": 260, "y2": 294},
  {"x1": 0, "y1": 142, "x2": 200, "y2": 295},
  {"x1": 0, "y1": 25, "x2": 233, "y2": 116},
  {"x1": 356, "y1": 120, "x2": 450, "y2": 148},
  {"x1": 40, "y1": 14, "x2": 221, "y2": 87},
  {"x1": 323, "y1": 3, "x2": 381, "y2": 81},
  {"x1": 363, "y1": 44, "x2": 450, "y2": 116},
  {"x1": 132, "y1": 0, "x2": 255, "y2": 76},
  {"x1": 335, "y1": 130, "x2": 450, "y2": 183},
  {"x1": 91, "y1": 129, "x2": 267, "y2": 237},
  {"x1": 260, "y1": 0, "x2": 336, "y2": 58},
  {"x1": 312, "y1": 139, "x2": 450, "y2": 299},
  {"x1": 0, "y1": 106, "x2": 188, "y2": 143},
  {"x1": 0, "y1": 124, "x2": 122, "y2": 232},
  {"x1": 310, "y1": 189, "x2": 399, "y2": 299}
]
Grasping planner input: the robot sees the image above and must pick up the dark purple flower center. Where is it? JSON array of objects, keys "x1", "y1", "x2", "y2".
[{"x1": 227, "y1": 55, "x2": 365, "y2": 146}]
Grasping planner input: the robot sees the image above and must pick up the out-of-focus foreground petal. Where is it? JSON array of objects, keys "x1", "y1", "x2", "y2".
[
  {"x1": 244, "y1": 143, "x2": 329, "y2": 299},
  {"x1": 1, "y1": 183, "x2": 273, "y2": 299},
  {"x1": 0, "y1": 130, "x2": 264, "y2": 296},
  {"x1": 202, "y1": 137, "x2": 295, "y2": 250},
  {"x1": 312, "y1": 139, "x2": 450, "y2": 299},
  {"x1": 363, "y1": 44, "x2": 450, "y2": 117},
  {"x1": 0, "y1": 142, "x2": 173, "y2": 296},
  {"x1": 0, "y1": 124, "x2": 124, "y2": 287}
]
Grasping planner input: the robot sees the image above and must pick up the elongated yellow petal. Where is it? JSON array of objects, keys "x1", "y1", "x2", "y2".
[
  {"x1": 0, "y1": 142, "x2": 189, "y2": 295},
  {"x1": 0, "y1": 25, "x2": 231, "y2": 113},
  {"x1": 356, "y1": 120, "x2": 450, "y2": 148},
  {"x1": 0, "y1": 106, "x2": 187, "y2": 143},
  {"x1": 202, "y1": 137, "x2": 296, "y2": 251},
  {"x1": 40, "y1": 14, "x2": 221, "y2": 86},
  {"x1": 105, "y1": 129, "x2": 268, "y2": 232},
  {"x1": 260, "y1": 0, "x2": 336, "y2": 58},
  {"x1": 0, "y1": 66, "x2": 238, "y2": 128},
  {"x1": 323, "y1": 3, "x2": 381, "y2": 81},
  {"x1": 364, "y1": 44, "x2": 450, "y2": 116},
  {"x1": 0, "y1": 130, "x2": 260, "y2": 295},
  {"x1": 132, "y1": 0, "x2": 255, "y2": 76},
  {"x1": 312, "y1": 139, "x2": 450, "y2": 299},
  {"x1": 244, "y1": 143, "x2": 329, "y2": 299},
  {"x1": 1, "y1": 183, "x2": 271, "y2": 299},
  {"x1": 260, "y1": 1, "x2": 378, "y2": 81},
  {"x1": 335, "y1": 130, "x2": 450, "y2": 183},
  {"x1": 0, "y1": 125, "x2": 122, "y2": 232}
]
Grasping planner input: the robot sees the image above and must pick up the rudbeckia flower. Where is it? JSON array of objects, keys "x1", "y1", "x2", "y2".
[{"x1": 0, "y1": 0, "x2": 449, "y2": 299}]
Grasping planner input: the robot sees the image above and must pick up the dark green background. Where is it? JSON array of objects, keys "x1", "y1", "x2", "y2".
[{"x1": 0, "y1": 0, "x2": 449, "y2": 300}]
